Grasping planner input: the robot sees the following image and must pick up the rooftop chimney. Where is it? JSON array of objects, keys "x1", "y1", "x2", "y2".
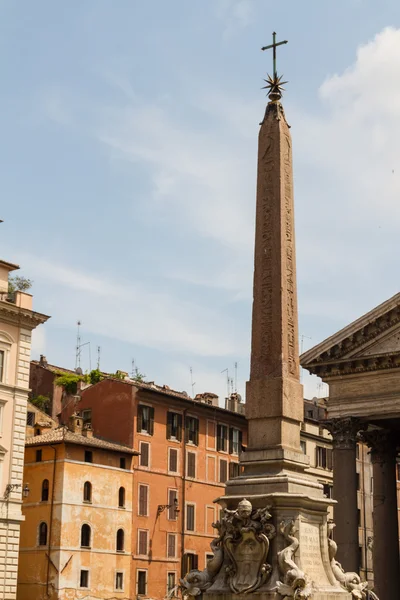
[
  {"x1": 69, "y1": 413, "x2": 83, "y2": 434},
  {"x1": 39, "y1": 355, "x2": 48, "y2": 367},
  {"x1": 82, "y1": 423, "x2": 93, "y2": 438}
]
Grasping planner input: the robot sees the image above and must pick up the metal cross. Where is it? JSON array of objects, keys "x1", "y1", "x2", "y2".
[{"x1": 261, "y1": 32, "x2": 288, "y2": 78}]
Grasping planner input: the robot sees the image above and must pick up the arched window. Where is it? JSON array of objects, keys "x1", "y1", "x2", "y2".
[
  {"x1": 83, "y1": 481, "x2": 92, "y2": 503},
  {"x1": 81, "y1": 524, "x2": 91, "y2": 548},
  {"x1": 116, "y1": 528, "x2": 124, "y2": 552},
  {"x1": 118, "y1": 486, "x2": 125, "y2": 508},
  {"x1": 41, "y1": 479, "x2": 49, "y2": 502},
  {"x1": 39, "y1": 522, "x2": 47, "y2": 546}
]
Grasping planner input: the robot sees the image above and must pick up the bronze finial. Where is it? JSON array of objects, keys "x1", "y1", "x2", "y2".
[{"x1": 261, "y1": 32, "x2": 288, "y2": 101}]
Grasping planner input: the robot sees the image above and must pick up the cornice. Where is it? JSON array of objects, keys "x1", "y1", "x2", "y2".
[
  {"x1": 306, "y1": 351, "x2": 400, "y2": 379},
  {"x1": 0, "y1": 301, "x2": 49, "y2": 330}
]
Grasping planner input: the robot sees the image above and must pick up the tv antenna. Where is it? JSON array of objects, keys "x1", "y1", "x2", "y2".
[
  {"x1": 97, "y1": 346, "x2": 101, "y2": 370},
  {"x1": 190, "y1": 367, "x2": 196, "y2": 397},
  {"x1": 75, "y1": 320, "x2": 91, "y2": 372},
  {"x1": 221, "y1": 368, "x2": 230, "y2": 398},
  {"x1": 234, "y1": 361, "x2": 238, "y2": 393},
  {"x1": 300, "y1": 334, "x2": 312, "y2": 383}
]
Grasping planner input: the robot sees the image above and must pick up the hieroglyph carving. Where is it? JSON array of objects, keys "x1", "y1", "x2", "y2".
[
  {"x1": 327, "y1": 521, "x2": 379, "y2": 600},
  {"x1": 180, "y1": 498, "x2": 276, "y2": 598},
  {"x1": 276, "y1": 520, "x2": 313, "y2": 599}
]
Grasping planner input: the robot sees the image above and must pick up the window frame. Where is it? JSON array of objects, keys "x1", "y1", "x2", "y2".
[
  {"x1": 167, "y1": 571, "x2": 177, "y2": 596},
  {"x1": 137, "y1": 528, "x2": 148, "y2": 556},
  {"x1": 168, "y1": 447, "x2": 179, "y2": 473},
  {"x1": 216, "y1": 423, "x2": 228, "y2": 453},
  {"x1": 219, "y1": 458, "x2": 228, "y2": 483},
  {"x1": 36, "y1": 449, "x2": 42, "y2": 462},
  {"x1": 167, "y1": 411, "x2": 182, "y2": 441},
  {"x1": 185, "y1": 503, "x2": 196, "y2": 532},
  {"x1": 115, "y1": 571, "x2": 124, "y2": 592},
  {"x1": 137, "y1": 569, "x2": 148, "y2": 596},
  {"x1": 83, "y1": 481, "x2": 92, "y2": 503},
  {"x1": 41, "y1": 479, "x2": 49, "y2": 502},
  {"x1": 167, "y1": 532, "x2": 177, "y2": 558},
  {"x1": 84, "y1": 450, "x2": 93, "y2": 464},
  {"x1": 138, "y1": 483, "x2": 149, "y2": 517},
  {"x1": 79, "y1": 569, "x2": 90, "y2": 589},
  {"x1": 118, "y1": 486, "x2": 126, "y2": 508},
  {"x1": 186, "y1": 451, "x2": 196, "y2": 479},
  {"x1": 185, "y1": 416, "x2": 199, "y2": 446},
  {"x1": 80, "y1": 523, "x2": 91, "y2": 549},
  {"x1": 167, "y1": 489, "x2": 178, "y2": 521},
  {"x1": 137, "y1": 404, "x2": 154, "y2": 436},
  {"x1": 139, "y1": 441, "x2": 150, "y2": 468},
  {"x1": 38, "y1": 521, "x2": 48, "y2": 546},
  {"x1": 116, "y1": 528, "x2": 125, "y2": 553}
]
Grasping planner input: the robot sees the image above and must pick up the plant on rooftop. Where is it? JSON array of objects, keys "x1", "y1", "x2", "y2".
[
  {"x1": 132, "y1": 368, "x2": 146, "y2": 382},
  {"x1": 8, "y1": 276, "x2": 33, "y2": 294},
  {"x1": 88, "y1": 369, "x2": 104, "y2": 385},
  {"x1": 30, "y1": 395, "x2": 50, "y2": 412},
  {"x1": 55, "y1": 372, "x2": 84, "y2": 395}
]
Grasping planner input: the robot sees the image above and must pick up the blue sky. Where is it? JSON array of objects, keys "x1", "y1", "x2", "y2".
[{"x1": 2, "y1": 0, "x2": 400, "y2": 402}]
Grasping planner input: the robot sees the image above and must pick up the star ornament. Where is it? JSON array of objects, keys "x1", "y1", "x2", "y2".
[{"x1": 262, "y1": 73, "x2": 288, "y2": 98}]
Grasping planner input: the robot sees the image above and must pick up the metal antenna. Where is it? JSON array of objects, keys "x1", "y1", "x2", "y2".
[
  {"x1": 75, "y1": 321, "x2": 82, "y2": 369},
  {"x1": 300, "y1": 334, "x2": 312, "y2": 383},
  {"x1": 131, "y1": 359, "x2": 135, "y2": 378},
  {"x1": 190, "y1": 367, "x2": 196, "y2": 397},
  {"x1": 234, "y1": 362, "x2": 238, "y2": 393},
  {"x1": 221, "y1": 368, "x2": 230, "y2": 398},
  {"x1": 97, "y1": 346, "x2": 101, "y2": 370}
]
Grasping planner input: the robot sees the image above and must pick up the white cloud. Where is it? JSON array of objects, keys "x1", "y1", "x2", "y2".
[{"x1": 215, "y1": 0, "x2": 254, "y2": 38}]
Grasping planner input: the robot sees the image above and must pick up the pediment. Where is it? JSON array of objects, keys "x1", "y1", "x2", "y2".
[{"x1": 301, "y1": 292, "x2": 400, "y2": 370}]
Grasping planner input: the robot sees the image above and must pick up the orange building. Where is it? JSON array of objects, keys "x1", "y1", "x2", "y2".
[
  {"x1": 71, "y1": 378, "x2": 247, "y2": 600},
  {"x1": 18, "y1": 411, "x2": 137, "y2": 600}
]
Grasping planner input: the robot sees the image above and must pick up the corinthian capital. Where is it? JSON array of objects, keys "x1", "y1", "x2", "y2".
[
  {"x1": 323, "y1": 417, "x2": 366, "y2": 450},
  {"x1": 359, "y1": 428, "x2": 397, "y2": 465}
]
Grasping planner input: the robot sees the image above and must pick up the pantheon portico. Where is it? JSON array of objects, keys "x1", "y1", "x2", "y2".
[{"x1": 301, "y1": 292, "x2": 400, "y2": 600}]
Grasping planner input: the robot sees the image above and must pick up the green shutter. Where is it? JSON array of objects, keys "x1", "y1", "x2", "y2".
[
  {"x1": 149, "y1": 407, "x2": 155, "y2": 436},
  {"x1": 137, "y1": 406, "x2": 143, "y2": 432},
  {"x1": 166, "y1": 412, "x2": 172, "y2": 440},
  {"x1": 177, "y1": 414, "x2": 183, "y2": 441}
]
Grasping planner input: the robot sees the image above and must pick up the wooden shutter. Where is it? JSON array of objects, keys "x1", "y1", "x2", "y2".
[
  {"x1": 139, "y1": 485, "x2": 148, "y2": 516},
  {"x1": 184, "y1": 417, "x2": 189, "y2": 443},
  {"x1": 177, "y1": 414, "x2": 183, "y2": 441},
  {"x1": 167, "y1": 534, "x2": 176, "y2": 558},
  {"x1": 138, "y1": 530, "x2": 148, "y2": 554},
  {"x1": 137, "y1": 406, "x2": 143, "y2": 432},
  {"x1": 229, "y1": 428, "x2": 234, "y2": 454},
  {"x1": 169, "y1": 448, "x2": 178, "y2": 472},
  {"x1": 140, "y1": 442, "x2": 149, "y2": 467},
  {"x1": 219, "y1": 459, "x2": 228, "y2": 483},
  {"x1": 187, "y1": 452, "x2": 196, "y2": 478},
  {"x1": 186, "y1": 505, "x2": 195, "y2": 530},
  {"x1": 192, "y1": 554, "x2": 198, "y2": 570},
  {"x1": 166, "y1": 412, "x2": 172, "y2": 440},
  {"x1": 149, "y1": 407, "x2": 155, "y2": 436},
  {"x1": 216, "y1": 425, "x2": 222, "y2": 451},
  {"x1": 194, "y1": 418, "x2": 199, "y2": 446}
]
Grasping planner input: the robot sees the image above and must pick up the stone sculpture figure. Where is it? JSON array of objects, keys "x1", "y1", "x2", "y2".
[
  {"x1": 327, "y1": 522, "x2": 379, "y2": 600},
  {"x1": 276, "y1": 520, "x2": 313, "y2": 599},
  {"x1": 180, "y1": 498, "x2": 276, "y2": 598}
]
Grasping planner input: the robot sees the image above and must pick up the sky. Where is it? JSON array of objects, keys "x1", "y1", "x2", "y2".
[{"x1": 2, "y1": 0, "x2": 400, "y2": 404}]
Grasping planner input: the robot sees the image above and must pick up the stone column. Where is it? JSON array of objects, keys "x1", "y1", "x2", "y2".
[
  {"x1": 361, "y1": 429, "x2": 400, "y2": 600},
  {"x1": 324, "y1": 417, "x2": 363, "y2": 574}
]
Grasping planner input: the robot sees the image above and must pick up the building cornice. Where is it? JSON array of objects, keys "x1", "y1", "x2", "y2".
[
  {"x1": 305, "y1": 352, "x2": 400, "y2": 379},
  {"x1": 0, "y1": 301, "x2": 49, "y2": 330}
]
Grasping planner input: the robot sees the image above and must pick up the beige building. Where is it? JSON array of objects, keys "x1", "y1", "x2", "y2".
[
  {"x1": 0, "y1": 260, "x2": 48, "y2": 600},
  {"x1": 18, "y1": 413, "x2": 137, "y2": 600}
]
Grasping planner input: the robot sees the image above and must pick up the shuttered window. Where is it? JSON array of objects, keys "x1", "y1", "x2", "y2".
[
  {"x1": 316, "y1": 446, "x2": 333, "y2": 470},
  {"x1": 167, "y1": 533, "x2": 176, "y2": 558},
  {"x1": 137, "y1": 405, "x2": 155, "y2": 435},
  {"x1": 138, "y1": 530, "x2": 148, "y2": 555},
  {"x1": 167, "y1": 412, "x2": 182, "y2": 441},
  {"x1": 138, "y1": 485, "x2": 149, "y2": 516},
  {"x1": 169, "y1": 448, "x2": 178, "y2": 472},
  {"x1": 229, "y1": 428, "x2": 242, "y2": 454},
  {"x1": 217, "y1": 424, "x2": 228, "y2": 452},
  {"x1": 187, "y1": 452, "x2": 196, "y2": 478},
  {"x1": 229, "y1": 462, "x2": 240, "y2": 478},
  {"x1": 186, "y1": 504, "x2": 195, "y2": 531},
  {"x1": 140, "y1": 442, "x2": 150, "y2": 467},
  {"x1": 182, "y1": 553, "x2": 198, "y2": 575},
  {"x1": 185, "y1": 416, "x2": 199, "y2": 445},
  {"x1": 219, "y1": 459, "x2": 228, "y2": 483},
  {"x1": 137, "y1": 571, "x2": 147, "y2": 595},
  {"x1": 168, "y1": 489, "x2": 178, "y2": 520}
]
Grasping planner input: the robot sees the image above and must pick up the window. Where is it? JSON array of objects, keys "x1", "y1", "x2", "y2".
[
  {"x1": 138, "y1": 484, "x2": 148, "y2": 516},
  {"x1": 83, "y1": 481, "x2": 92, "y2": 503},
  {"x1": 167, "y1": 533, "x2": 177, "y2": 558},
  {"x1": 41, "y1": 479, "x2": 49, "y2": 502},
  {"x1": 118, "y1": 486, "x2": 125, "y2": 508},
  {"x1": 138, "y1": 529, "x2": 148, "y2": 555},
  {"x1": 316, "y1": 446, "x2": 333, "y2": 470},
  {"x1": 167, "y1": 572, "x2": 176, "y2": 595},
  {"x1": 35, "y1": 428, "x2": 41, "y2": 436},
  {"x1": 84, "y1": 450, "x2": 93, "y2": 463},
  {"x1": 38, "y1": 522, "x2": 47, "y2": 546},
  {"x1": 80, "y1": 570, "x2": 89, "y2": 589},
  {"x1": 300, "y1": 440, "x2": 306, "y2": 454},
  {"x1": 219, "y1": 459, "x2": 228, "y2": 483},
  {"x1": 323, "y1": 483, "x2": 332, "y2": 498},
  {"x1": 186, "y1": 504, "x2": 195, "y2": 531},
  {"x1": 217, "y1": 424, "x2": 228, "y2": 452},
  {"x1": 27, "y1": 411, "x2": 35, "y2": 426},
  {"x1": 82, "y1": 409, "x2": 92, "y2": 425},
  {"x1": 116, "y1": 528, "x2": 125, "y2": 552},
  {"x1": 229, "y1": 462, "x2": 240, "y2": 478},
  {"x1": 137, "y1": 570, "x2": 147, "y2": 595},
  {"x1": 81, "y1": 524, "x2": 91, "y2": 548},
  {"x1": 36, "y1": 449, "x2": 42, "y2": 462},
  {"x1": 182, "y1": 553, "x2": 198, "y2": 575},
  {"x1": 169, "y1": 448, "x2": 178, "y2": 472},
  {"x1": 187, "y1": 452, "x2": 196, "y2": 478},
  {"x1": 229, "y1": 428, "x2": 242, "y2": 455},
  {"x1": 115, "y1": 572, "x2": 124, "y2": 591},
  {"x1": 140, "y1": 442, "x2": 150, "y2": 467},
  {"x1": 167, "y1": 412, "x2": 182, "y2": 441},
  {"x1": 0, "y1": 351, "x2": 4, "y2": 382},
  {"x1": 120, "y1": 457, "x2": 126, "y2": 469},
  {"x1": 185, "y1": 416, "x2": 199, "y2": 445},
  {"x1": 168, "y1": 489, "x2": 178, "y2": 521},
  {"x1": 137, "y1": 405, "x2": 154, "y2": 435}
]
